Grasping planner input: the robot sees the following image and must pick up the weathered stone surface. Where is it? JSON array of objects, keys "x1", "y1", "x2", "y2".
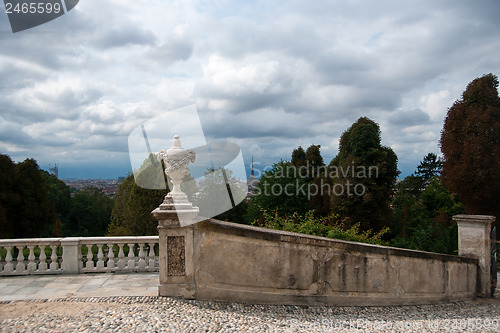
[
  {"x1": 167, "y1": 236, "x2": 185, "y2": 276},
  {"x1": 156, "y1": 219, "x2": 478, "y2": 306},
  {"x1": 454, "y1": 214, "x2": 496, "y2": 297}
]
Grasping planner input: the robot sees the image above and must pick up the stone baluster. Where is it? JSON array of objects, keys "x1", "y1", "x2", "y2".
[
  {"x1": 96, "y1": 244, "x2": 104, "y2": 269},
  {"x1": 39, "y1": 245, "x2": 48, "y2": 271},
  {"x1": 117, "y1": 244, "x2": 125, "y2": 270},
  {"x1": 138, "y1": 243, "x2": 146, "y2": 270},
  {"x1": 106, "y1": 244, "x2": 115, "y2": 271},
  {"x1": 127, "y1": 243, "x2": 135, "y2": 270},
  {"x1": 148, "y1": 243, "x2": 155, "y2": 271},
  {"x1": 50, "y1": 245, "x2": 58, "y2": 271},
  {"x1": 16, "y1": 246, "x2": 25, "y2": 272},
  {"x1": 27, "y1": 245, "x2": 36, "y2": 272},
  {"x1": 85, "y1": 244, "x2": 94, "y2": 269},
  {"x1": 78, "y1": 245, "x2": 83, "y2": 270},
  {"x1": 4, "y1": 246, "x2": 13, "y2": 273}
]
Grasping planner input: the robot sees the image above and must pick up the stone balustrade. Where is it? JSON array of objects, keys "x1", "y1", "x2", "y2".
[{"x1": 0, "y1": 236, "x2": 159, "y2": 275}]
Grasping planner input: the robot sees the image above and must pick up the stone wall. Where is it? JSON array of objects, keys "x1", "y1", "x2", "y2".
[{"x1": 158, "y1": 219, "x2": 478, "y2": 306}]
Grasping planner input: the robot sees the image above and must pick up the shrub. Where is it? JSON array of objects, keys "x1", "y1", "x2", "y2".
[{"x1": 252, "y1": 209, "x2": 388, "y2": 246}]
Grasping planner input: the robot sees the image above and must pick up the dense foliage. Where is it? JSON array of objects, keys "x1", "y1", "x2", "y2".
[
  {"x1": 440, "y1": 73, "x2": 500, "y2": 233},
  {"x1": 253, "y1": 209, "x2": 388, "y2": 246},
  {"x1": 391, "y1": 175, "x2": 464, "y2": 254},
  {"x1": 66, "y1": 187, "x2": 114, "y2": 237},
  {"x1": 0, "y1": 156, "x2": 56, "y2": 238},
  {"x1": 0, "y1": 154, "x2": 112, "y2": 238},
  {"x1": 2, "y1": 74, "x2": 497, "y2": 254},
  {"x1": 107, "y1": 174, "x2": 166, "y2": 236},
  {"x1": 329, "y1": 117, "x2": 400, "y2": 231},
  {"x1": 246, "y1": 160, "x2": 310, "y2": 222}
]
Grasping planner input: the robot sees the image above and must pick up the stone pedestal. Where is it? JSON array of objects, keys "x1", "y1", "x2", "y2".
[
  {"x1": 454, "y1": 214, "x2": 496, "y2": 297},
  {"x1": 152, "y1": 195, "x2": 198, "y2": 298},
  {"x1": 152, "y1": 135, "x2": 199, "y2": 298}
]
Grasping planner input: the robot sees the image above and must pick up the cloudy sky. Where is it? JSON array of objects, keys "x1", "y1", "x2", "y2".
[{"x1": 1, "y1": 0, "x2": 499, "y2": 180}]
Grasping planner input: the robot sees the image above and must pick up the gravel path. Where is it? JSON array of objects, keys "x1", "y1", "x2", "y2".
[{"x1": 1, "y1": 296, "x2": 500, "y2": 332}]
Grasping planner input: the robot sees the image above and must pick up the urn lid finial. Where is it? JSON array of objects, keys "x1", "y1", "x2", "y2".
[{"x1": 172, "y1": 135, "x2": 181, "y2": 149}]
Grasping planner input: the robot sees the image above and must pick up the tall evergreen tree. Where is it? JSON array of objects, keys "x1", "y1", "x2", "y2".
[
  {"x1": 440, "y1": 73, "x2": 500, "y2": 231},
  {"x1": 303, "y1": 144, "x2": 331, "y2": 216},
  {"x1": 330, "y1": 117, "x2": 399, "y2": 231},
  {"x1": 246, "y1": 160, "x2": 310, "y2": 222},
  {"x1": 415, "y1": 153, "x2": 442, "y2": 186},
  {"x1": 291, "y1": 146, "x2": 306, "y2": 168},
  {"x1": 305, "y1": 144, "x2": 324, "y2": 181}
]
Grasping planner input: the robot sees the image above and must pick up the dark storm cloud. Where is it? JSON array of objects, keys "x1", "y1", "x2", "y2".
[
  {"x1": 198, "y1": 109, "x2": 318, "y2": 140},
  {"x1": 145, "y1": 37, "x2": 194, "y2": 65},
  {"x1": 94, "y1": 26, "x2": 156, "y2": 49},
  {"x1": 389, "y1": 109, "x2": 430, "y2": 127},
  {"x1": 0, "y1": 118, "x2": 33, "y2": 146}
]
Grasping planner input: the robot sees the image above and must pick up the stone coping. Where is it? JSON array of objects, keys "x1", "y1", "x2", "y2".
[
  {"x1": 453, "y1": 214, "x2": 496, "y2": 222},
  {"x1": 199, "y1": 218, "x2": 478, "y2": 264}
]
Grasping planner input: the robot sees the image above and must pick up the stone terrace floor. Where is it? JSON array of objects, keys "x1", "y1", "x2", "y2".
[{"x1": 0, "y1": 273, "x2": 158, "y2": 301}]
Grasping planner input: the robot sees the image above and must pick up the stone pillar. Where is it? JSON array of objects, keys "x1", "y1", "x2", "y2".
[
  {"x1": 454, "y1": 214, "x2": 496, "y2": 297},
  {"x1": 152, "y1": 135, "x2": 199, "y2": 298},
  {"x1": 153, "y1": 212, "x2": 195, "y2": 298},
  {"x1": 61, "y1": 237, "x2": 81, "y2": 273}
]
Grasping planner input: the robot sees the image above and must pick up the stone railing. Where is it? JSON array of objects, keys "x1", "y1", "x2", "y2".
[
  {"x1": 157, "y1": 218, "x2": 484, "y2": 306},
  {"x1": 0, "y1": 236, "x2": 159, "y2": 275}
]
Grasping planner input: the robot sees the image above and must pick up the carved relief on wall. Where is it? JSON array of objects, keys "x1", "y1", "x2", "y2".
[
  {"x1": 167, "y1": 236, "x2": 186, "y2": 276},
  {"x1": 311, "y1": 249, "x2": 334, "y2": 295}
]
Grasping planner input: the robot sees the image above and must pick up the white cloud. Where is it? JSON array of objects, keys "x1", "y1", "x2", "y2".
[
  {"x1": 0, "y1": 0, "x2": 499, "y2": 177},
  {"x1": 419, "y1": 90, "x2": 452, "y2": 122}
]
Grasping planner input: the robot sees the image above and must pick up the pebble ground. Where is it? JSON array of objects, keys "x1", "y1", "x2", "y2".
[{"x1": 1, "y1": 296, "x2": 500, "y2": 332}]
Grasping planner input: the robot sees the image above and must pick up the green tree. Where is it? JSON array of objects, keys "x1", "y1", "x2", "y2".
[
  {"x1": 0, "y1": 155, "x2": 74, "y2": 238},
  {"x1": 193, "y1": 167, "x2": 248, "y2": 224},
  {"x1": 302, "y1": 144, "x2": 331, "y2": 216},
  {"x1": 291, "y1": 146, "x2": 306, "y2": 168},
  {"x1": 16, "y1": 158, "x2": 56, "y2": 238},
  {"x1": 66, "y1": 187, "x2": 113, "y2": 236},
  {"x1": 330, "y1": 117, "x2": 400, "y2": 232},
  {"x1": 391, "y1": 177, "x2": 464, "y2": 254},
  {"x1": 440, "y1": 73, "x2": 500, "y2": 233},
  {"x1": 415, "y1": 153, "x2": 442, "y2": 185},
  {"x1": 246, "y1": 160, "x2": 310, "y2": 222},
  {"x1": 193, "y1": 167, "x2": 246, "y2": 220},
  {"x1": 0, "y1": 154, "x2": 20, "y2": 238},
  {"x1": 41, "y1": 171, "x2": 71, "y2": 237},
  {"x1": 305, "y1": 144, "x2": 324, "y2": 181},
  {"x1": 107, "y1": 174, "x2": 167, "y2": 236},
  {"x1": 394, "y1": 153, "x2": 443, "y2": 204}
]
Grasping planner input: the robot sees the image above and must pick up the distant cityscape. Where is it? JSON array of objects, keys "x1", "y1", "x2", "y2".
[
  {"x1": 62, "y1": 178, "x2": 125, "y2": 197},
  {"x1": 50, "y1": 161, "x2": 257, "y2": 198},
  {"x1": 47, "y1": 163, "x2": 124, "y2": 197}
]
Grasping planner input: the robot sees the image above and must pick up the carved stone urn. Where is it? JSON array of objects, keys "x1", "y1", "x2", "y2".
[
  {"x1": 152, "y1": 135, "x2": 199, "y2": 298},
  {"x1": 152, "y1": 135, "x2": 199, "y2": 227}
]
